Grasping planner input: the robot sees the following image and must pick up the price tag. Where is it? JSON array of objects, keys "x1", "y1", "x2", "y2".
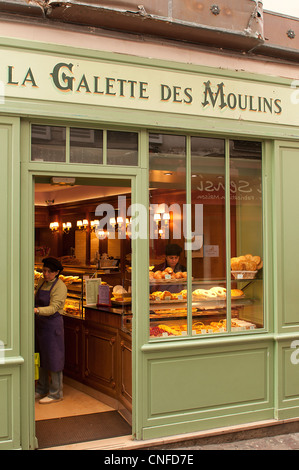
[
  {"x1": 85, "y1": 278, "x2": 101, "y2": 305},
  {"x1": 97, "y1": 284, "x2": 111, "y2": 306},
  {"x1": 165, "y1": 274, "x2": 171, "y2": 280}
]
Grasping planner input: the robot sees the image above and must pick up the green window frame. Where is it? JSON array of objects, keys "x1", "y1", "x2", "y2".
[
  {"x1": 31, "y1": 124, "x2": 139, "y2": 167},
  {"x1": 149, "y1": 133, "x2": 265, "y2": 339}
]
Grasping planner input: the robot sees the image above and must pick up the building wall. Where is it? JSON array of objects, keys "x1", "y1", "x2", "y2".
[
  {"x1": 0, "y1": 23, "x2": 299, "y2": 448},
  {"x1": 0, "y1": 18, "x2": 298, "y2": 81}
]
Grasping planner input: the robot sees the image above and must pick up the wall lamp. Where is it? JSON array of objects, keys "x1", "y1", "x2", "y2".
[
  {"x1": 77, "y1": 219, "x2": 89, "y2": 231},
  {"x1": 90, "y1": 220, "x2": 100, "y2": 232},
  {"x1": 49, "y1": 222, "x2": 59, "y2": 232},
  {"x1": 62, "y1": 222, "x2": 72, "y2": 234}
]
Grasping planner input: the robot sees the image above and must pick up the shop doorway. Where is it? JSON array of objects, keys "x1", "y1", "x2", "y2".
[{"x1": 34, "y1": 175, "x2": 133, "y2": 449}]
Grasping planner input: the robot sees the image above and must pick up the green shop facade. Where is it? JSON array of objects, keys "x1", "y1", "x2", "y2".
[{"x1": 1, "y1": 37, "x2": 299, "y2": 450}]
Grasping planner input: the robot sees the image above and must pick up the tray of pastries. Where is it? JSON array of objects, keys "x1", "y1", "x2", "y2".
[
  {"x1": 150, "y1": 287, "x2": 244, "y2": 303},
  {"x1": 150, "y1": 290, "x2": 187, "y2": 302},
  {"x1": 150, "y1": 318, "x2": 256, "y2": 337},
  {"x1": 192, "y1": 287, "x2": 244, "y2": 300},
  {"x1": 149, "y1": 267, "x2": 188, "y2": 283}
]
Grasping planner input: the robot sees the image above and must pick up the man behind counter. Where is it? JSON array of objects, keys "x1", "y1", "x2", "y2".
[{"x1": 153, "y1": 243, "x2": 186, "y2": 273}]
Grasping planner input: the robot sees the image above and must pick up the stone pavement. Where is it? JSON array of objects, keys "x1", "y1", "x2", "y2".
[
  {"x1": 167, "y1": 432, "x2": 299, "y2": 450},
  {"x1": 141, "y1": 421, "x2": 299, "y2": 451}
]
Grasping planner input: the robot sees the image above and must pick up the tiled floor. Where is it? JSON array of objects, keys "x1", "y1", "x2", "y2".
[{"x1": 35, "y1": 382, "x2": 114, "y2": 421}]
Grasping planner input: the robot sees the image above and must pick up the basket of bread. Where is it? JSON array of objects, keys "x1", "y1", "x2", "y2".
[{"x1": 231, "y1": 254, "x2": 263, "y2": 279}]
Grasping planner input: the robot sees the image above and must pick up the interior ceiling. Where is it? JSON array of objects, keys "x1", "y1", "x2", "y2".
[{"x1": 35, "y1": 182, "x2": 131, "y2": 206}]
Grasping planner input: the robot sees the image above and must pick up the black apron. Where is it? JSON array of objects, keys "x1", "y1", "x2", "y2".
[{"x1": 35, "y1": 278, "x2": 65, "y2": 372}]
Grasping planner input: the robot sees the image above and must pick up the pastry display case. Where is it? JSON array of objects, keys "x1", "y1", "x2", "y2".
[
  {"x1": 63, "y1": 275, "x2": 84, "y2": 318},
  {"x1": 147, "y1": 265, "x2": 262, "y2": 337},
  {"x1": 122, "y1": 259, "x2": 262, "y2": 338}
]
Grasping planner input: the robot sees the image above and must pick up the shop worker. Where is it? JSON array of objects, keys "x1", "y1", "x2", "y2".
[
  {"x1": 34, "y1": 257, "x2": 67, "y2": 404},
  {"x1": 154, "y1": 243, "x2": 186, "y2": 273}
]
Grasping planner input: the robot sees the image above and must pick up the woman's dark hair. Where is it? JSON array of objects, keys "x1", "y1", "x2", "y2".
[
  {"x1": 165, "y1": 244, "x2": 182, "y2": 257},
  {"x1": 42, "y1": 257, "x2": 63, "y2": 276}
]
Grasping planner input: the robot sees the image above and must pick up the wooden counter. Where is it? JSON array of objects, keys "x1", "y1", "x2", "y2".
[{"x1": 63, "y1": 306, "x2": 132, "y2": 415}]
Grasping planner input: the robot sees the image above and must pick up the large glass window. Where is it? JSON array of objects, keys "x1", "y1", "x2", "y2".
[
  {"x1": 149, "y1": 134, "x2": 263, "y2": 339},
  {"x1": 191, "y1": 137, "x2": 226, "y2": 335},
  {"x1": 149, "y1": 134, "x2": 187, "y2": 338},
  {"x1": 229, "y1": 140, "x2": 263, "y2": 330}
]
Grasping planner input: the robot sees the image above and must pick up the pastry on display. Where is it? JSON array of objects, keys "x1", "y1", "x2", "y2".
[
  {"x1": 231, "y1": 254, "x2": 263, "y2": 272},
  {"x1": 192, "y1": 289, "x2": 213, "y2": 300},
  {"x1": 34, "y1": 270, "x2": 81, "y2": 286},
  {"x1": 150, "y1": 317, "x2": 256, "y2": 337},
  {"x1": 231, "y1": 289, "x2": 244, "y2": 297},
  {"x1": 59, "y1": 274, "x2": 81, "y2": 285},
  {"x1": 150, "y1": 267, "x2": 187, "y2": 281},
  {"x1": 151, "y1": 286, "x2": 243, "y2": 301},
  {"x1": 34, "y1": 270, "x2": 42, "y2": 280},
  {"x1": 192, "y1": 286, "x2": 243, "y2": 300},
  {"x1": 63, "y1": 299, "x2": 81, "y2": 316}
]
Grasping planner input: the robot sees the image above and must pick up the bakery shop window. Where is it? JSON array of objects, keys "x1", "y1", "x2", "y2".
[{"x1": 149, "y1": 134, "x2": 263, "y2": 339}]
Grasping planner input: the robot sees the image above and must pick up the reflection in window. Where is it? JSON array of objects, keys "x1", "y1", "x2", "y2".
[
  {"x1": 31, "y1": 125, "x2": 66, "y2": 162},
  {"x1": 107, "y1": 131, "x2": 138, "y2": 166},
  {"x1": 191, "y1": 137, "x2": 226, "y2": 335},
  {"x1": 149, "y1": 134, "x2": 187, "y2": 338},
  {"x1": 70, "y1": 128, "x2": 103, "y2": 164},
  {"x1": 230, "y1": 140, "x2": 263, "y2": 329}
]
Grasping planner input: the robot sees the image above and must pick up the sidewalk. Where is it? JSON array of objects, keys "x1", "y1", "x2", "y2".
[
  {"x1": 161, "y1": 432, "x2": 299, "y2": 450},
  {"x1": 140, "y1": 419, "x2": 299, "y2": 451}
]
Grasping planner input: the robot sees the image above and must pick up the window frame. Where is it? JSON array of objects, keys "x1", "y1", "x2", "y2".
[
  {"x1": 30, "y1": 123, "x2": 140, "y2": 167},
  {"x1": 148, "y1": 133, "x2": 266, "y2": 341}
]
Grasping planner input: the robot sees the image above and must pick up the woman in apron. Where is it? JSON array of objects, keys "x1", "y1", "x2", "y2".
[{"x1": 34, "y1": 257, "x2": 67, "y2": 404}]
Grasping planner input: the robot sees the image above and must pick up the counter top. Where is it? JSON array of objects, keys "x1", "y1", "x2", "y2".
[{"x1": 35, "y1": 263, "x2": 120, "y2": 276}]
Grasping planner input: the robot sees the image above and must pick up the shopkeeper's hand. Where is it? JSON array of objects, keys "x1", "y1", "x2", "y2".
[{"x1": 34, "y1": 308, "x2": 40, "y2": 314}]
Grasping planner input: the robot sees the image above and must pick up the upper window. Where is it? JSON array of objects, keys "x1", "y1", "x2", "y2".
[
  {"x1": 107, "y1": 131, "x2": 138, "y2": 166},
  {"x1": 31, "y1": 125, "x2": 66, "y2": 162},
  {"x1": 70, "y1": 128, "x2": 103, "y2": 164},
  {"x1": 31, "y1": 125, "x2": 138, "y2": 166}
]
